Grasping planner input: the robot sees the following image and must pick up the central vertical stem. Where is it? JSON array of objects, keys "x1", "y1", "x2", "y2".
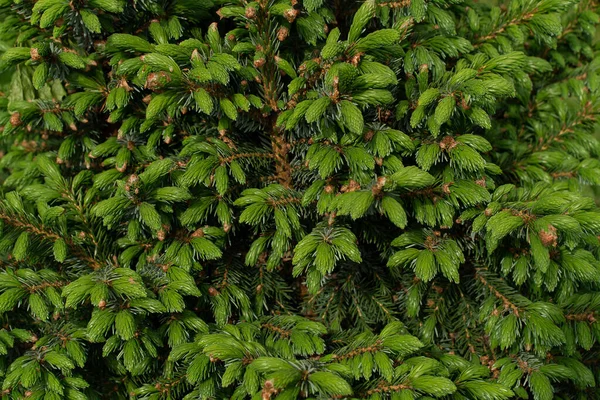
[
  {"x1": 270, "y1": 119, "x2": 293, "y2": 188},
  {"x1": 255, "y1": 2, "x2": 293, "y2": 189}
]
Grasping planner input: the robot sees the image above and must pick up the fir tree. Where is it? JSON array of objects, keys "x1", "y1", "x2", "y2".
[{"x1": 0, "y1": 0, "x2": 600, "y2": 398}]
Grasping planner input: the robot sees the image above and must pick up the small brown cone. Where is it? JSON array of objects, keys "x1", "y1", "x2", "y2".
[{"x1": 539, "y1": 225, "x2": 558, "y2": 247}]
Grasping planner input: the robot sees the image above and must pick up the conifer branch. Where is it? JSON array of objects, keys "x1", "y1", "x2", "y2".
[
  {"x1": 364, "y1": 382, "x2": 411, "y2": 396},
  {"x1": 565, "y1": 312, "x2": 597, "y2": 322},
  {"x1": 474, "y1": 11, "x2": 537, "y2": 46},
  {"x1": 252, "y1": 3, "x2": 293, "y2": 188},
  {"x1": 474, "y1": 269, "x2": 522, "y2": 317},
  {"x1": 261, "y1": 323, "x2": 291, "y2": 338},
  {"x1": 378, "y1": 1, "x2": 411, "y2": 8},
  {"x1": 0, "y1": 213, "x2": 102, "y2": 270},
  {"x1": 219, "y1": 152, "x2": 274, "y2": 164},
  {"x1": 534, "y1": 100, "x2": 597, "y2": 151}
]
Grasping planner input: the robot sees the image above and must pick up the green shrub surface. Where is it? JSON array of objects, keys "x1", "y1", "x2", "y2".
[{"x1": 0, "y1": 0, "x2": 600, "y2": 399}]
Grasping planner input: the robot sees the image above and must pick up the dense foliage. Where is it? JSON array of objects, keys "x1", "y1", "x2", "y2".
[{"x1": 1, "y1": 0, "x2": 600, "y2": 398}]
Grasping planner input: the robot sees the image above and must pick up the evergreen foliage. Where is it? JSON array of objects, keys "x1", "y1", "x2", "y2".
[{"x1": 0, "y1": 0, "x2": 600, "y2": 398}]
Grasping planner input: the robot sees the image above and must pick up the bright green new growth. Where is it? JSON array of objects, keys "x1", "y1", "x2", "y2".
[{"x1": 0, "y1": 0, "x2": 599, "y2": 399}]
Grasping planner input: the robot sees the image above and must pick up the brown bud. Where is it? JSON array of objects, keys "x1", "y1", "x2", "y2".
[
  {"x1": 439, "y1": 135, "x2": 457, "y2": 150},
  {"x1": 98, "y1": 299, "x2": 106, "y2": 309},
  {"x1": 262, "y1": 379, "x2": 276, "y2": 400},
  {"x1": 283, "y1": 8, "x2": 299, "y2": 23},
  {"x1": 191, "y1": 228, "x2": 204, "y2": 238},
  {"x1": 442, "y1": 182, "x2": 452, "y2": 194},
  {"x1": 254, "y1": 58, "x2": 266, "y2": 68},
  {"x1": 245, "y1": 6, "x2": 257, "y2": 19},
  {"x1": 277, "y1": 27, "x2": 289, "y2": 41},
  {"x1": 208, "y1": 287, "x2": 220, "y2": 296},
  {"x1": 127, "y1": 174, "x2": 139, "y2": 185},
  {"x1": 350, "y1": 52, "x2": 363, "y2": 66},
  {"x1": 119, "y1": 78, "x2": 131, "y2": 92},
  {"x1": 116, "y1": 162, "x2": 127, "y2": 173},
  {"x1": 328, "y1": 211, "x2": 336, "y2": 226},
  {"x1": 191, "y1": 49, "x2": 201, "y2": 61},
  {"x1": 9, "y1": 112, "x2": 21, "y2": 126},
  {"x1": 30, "y1": 48, "x2": 41, "y2": 61},
  {"x1": 539, "y1": 225, "x2": 558, "y2": 247},
  {"x1": 145, "y1": 71, "x2": 171, "y2": 90}
]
